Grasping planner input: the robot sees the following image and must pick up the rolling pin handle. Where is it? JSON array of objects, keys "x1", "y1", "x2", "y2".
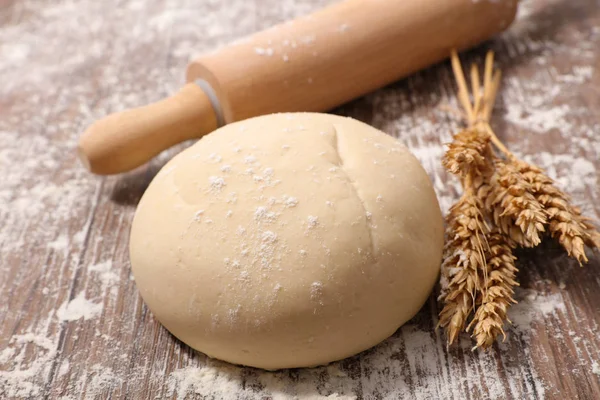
[{"x1": 77, "y1": 82, "x2": 218, "y2": 175}]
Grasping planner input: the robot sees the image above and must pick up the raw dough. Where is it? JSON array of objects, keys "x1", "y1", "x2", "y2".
[{"x1": 130, "y1": 113, "x2": 443, "y2": 370}]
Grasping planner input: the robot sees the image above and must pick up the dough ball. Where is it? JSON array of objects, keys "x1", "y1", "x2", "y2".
[{"x1": 130, "y1": 113, "x2": 443, "y2": 370}]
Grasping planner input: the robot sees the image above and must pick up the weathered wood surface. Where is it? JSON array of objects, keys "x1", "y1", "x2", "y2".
[{"x1": 1, "y1": 0, "x2": 599, "y2": 399}]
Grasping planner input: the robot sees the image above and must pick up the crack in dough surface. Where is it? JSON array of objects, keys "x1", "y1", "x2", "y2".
[{"x1": 330, "y1": 123, "x2": 377, "y2": 262}]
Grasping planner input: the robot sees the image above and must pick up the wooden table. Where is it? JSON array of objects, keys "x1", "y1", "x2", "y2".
[{"x1": 1, "y1": 0, "x2": 599, "y2": 398}]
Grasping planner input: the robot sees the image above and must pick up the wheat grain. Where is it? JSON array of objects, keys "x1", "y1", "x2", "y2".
[
  {"x1": 440, "y1": 51, "x2": 500, "y2": 347},
  {"x1": 486, "y1": 159, "x2": 547, "y2": 247},
  {"x1": 443, "y1": 128, "x2": 493, "y2": 178},
  {"x1": 516, "y1": 159, "x2": 600, "y2": 263},
  {"x1": 438, "y1": 179, "x2": 489, "y2": 346},
  {"x1": 582, "y1": 219, "x2": 600, "y2": 248},
  {"x1": 441, "y1": 48, "x2": 598, "y2": 349},
  {"x1": 468, "y1": 229, "x2": 518, "y2": 349}
]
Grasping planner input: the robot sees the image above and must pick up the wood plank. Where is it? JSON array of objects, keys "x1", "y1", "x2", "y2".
[{"x1": 0, "y1": 0, "x2": 599, "y2": 399}]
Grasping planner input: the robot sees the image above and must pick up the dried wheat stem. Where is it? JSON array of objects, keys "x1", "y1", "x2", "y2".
[
  {"x1": 449, "y1": 51, "x2": 547, "y2": 247},
  {"x1": 442, "y1": 48, "x2": 599, "y2": 350},
  {"x1": 478, "y1": 51, "x2": 501, "y2": 123},
  {"x1": 483, "y1": 123, "x2": 512, "y2": 159},
  {"x1": 451, "y1": 49, "x2": 475, "y2": 124},
  {"x1": 470, "y1": 64, "x2": 481, "y2": 116},
  {"x1": 483, "y1": 51, "x2": 494, "y2": 98}
]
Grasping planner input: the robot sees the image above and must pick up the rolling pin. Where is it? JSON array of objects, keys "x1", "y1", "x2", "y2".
[{"x1": 78, "y1": 0, "x2": 519, "y2": 175}]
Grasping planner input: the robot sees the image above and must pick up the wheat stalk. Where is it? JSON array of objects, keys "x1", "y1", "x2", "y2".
[
  {"x1": 467, "y1": 228, "x2": 518, "y2": 349},
  {"x1": 477, "y1": 95, "x2": 600, "y2": 260},
  {"x1": 438, "y1": 174, "x2": 488, "y2": 346},
  {"x1": 440, "y1": 50, "x2": 519, "y2": 349},
  {"x1": 441, "y1": 49, "x2": 600, "y2": 349},
  {"x1": 487, "y1": 158, "x2": 547, "y2": 248},
  {"x1": 582, "y1": 220, "x2": 600, "y2": 249},
  {"x1": 443, "y1": 128, "x2": 492, "y2": 178},
  {"x1": 463, "y1": 52, "x2": 547, "y2": 248},
  {"x1": 516, "y1": 160, "x2": 600, "y2": 263}
]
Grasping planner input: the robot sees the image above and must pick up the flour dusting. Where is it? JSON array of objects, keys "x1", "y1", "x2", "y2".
[
  {"x1": 85, "y1": 365, "x2": 121, "y2": 398},
  {"x1": 1, "y1": 0, "x2": 599, "y2": 398},
  {"x1": 509, "y1": 289, "x2": 566, "y2": 332},
  {"x1": 167, "y1": 363, "x2": 244, "y2": 398},
  {"x1": 88, "y1": 260, "x2": 120, "y2": 293},
  {"x1": 56, "y1": 292, "x2": 103, "y2": 321},
  {"x1": 0, "y1": 333, "x2": 57, "y2": 398}
]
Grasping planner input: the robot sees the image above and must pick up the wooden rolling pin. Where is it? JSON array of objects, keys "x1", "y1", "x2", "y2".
[{"x1": 78, "y1": 0, "x2": 518, "y2": 175}]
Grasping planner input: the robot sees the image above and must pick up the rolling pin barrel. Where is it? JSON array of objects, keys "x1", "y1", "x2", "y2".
[
  {"x1": 187, "y1": 0, "x2": 518, "y2": 123},
  {"x1": 78, "y1": 0, "x2": 518, "y2": 175}
]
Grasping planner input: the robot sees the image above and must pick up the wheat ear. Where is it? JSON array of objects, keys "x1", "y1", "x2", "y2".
[
  {"x1": 487, "y1": 158, "x2": 547, "y2": 247},
  {"x1": 438, "y1": 174, "x2": 489, "y2": 346},
  {"x1": 516, "y1": 160, "x2": 600, "y2": 263},
  {"x1": 467, "y1": 228, "x2": 518, "y2": 349},
  {"x1": 441, "y1": 49, "x2": 600, "y2": 349},
  {"x1": 440, "y1": 50, "x2": 519, "y2": 348}
]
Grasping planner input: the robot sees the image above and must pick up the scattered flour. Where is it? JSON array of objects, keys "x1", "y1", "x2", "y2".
[
  {"x1": 88, "y1": 260, "x2": 119, "y2": 292},
  {"x1": 509, "y1": 289, "x2": 566, "y2": 331},
  {"x1": 254, "y1": 206, "x2": 278, "y2": 223},
  {"x1": 254, "y1": 47, "x2": 274, "y2": 56},
  {"x1": 310, "y1": 281, "x2": 323, "y2": 299},
  {"x1": 208, "y1": 153, "x2": 222, "y2": 163},
  {"x1": 1, "y1": 0, "x2": 598, "y2": 398},
  {"x1": 163, "y1": 315, "x2": 552, "y2": 399},
  {"x1": 58, "y1": 361, "x2": 71, "y2": 378},
  {"x1": 556, "y1": 66, "x2": 593, "y2": 84},
  {"x1": 208, "y1": 176, "x2": 227, "y2": 192},
  {"x1": 284, "y1": 196, "x2": 299, "y2": 207},
  {"x1": 85, "y1": 365, "x2": 121, "y2": 398},
  {"x1": 0, "y1": 333, "x2": 57, "y2": 398},
  {"x1": 166, "y1": 363, "x2": 244, "y2": 398},
  {"x1": 48, "y1": 234, "x2": 70, "y2": 253},
  {"x1": 505, "y1": 103, "x2": 573, "y2": 133},
  {"x1": 592, "y1": 361, "x2": 600, "y2": 376},
  {"x1": 56, "y1": 292, "x2": 103, "y2": 321},
  {"x1": 261, "y1": 231, "x2": 278, "y2": 244}
]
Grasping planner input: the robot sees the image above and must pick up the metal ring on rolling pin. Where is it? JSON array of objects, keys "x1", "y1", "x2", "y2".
[{"x1": 195, "y1": 79, "x2": 225, "y2": 128}]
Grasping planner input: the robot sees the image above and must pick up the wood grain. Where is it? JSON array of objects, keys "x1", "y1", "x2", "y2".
[{"x1": 1, "y1": 0, "x2": 599, "y2": 399}]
